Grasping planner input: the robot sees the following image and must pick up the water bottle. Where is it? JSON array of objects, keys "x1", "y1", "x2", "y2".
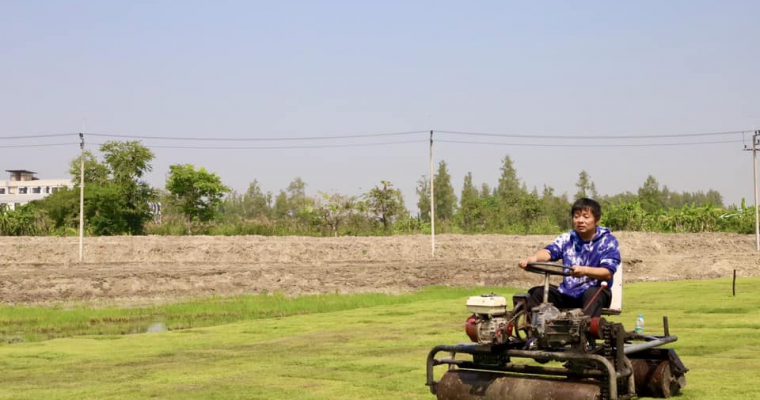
[{"x1": 635, "y1": 314, "x2": 645, "y2": 334}]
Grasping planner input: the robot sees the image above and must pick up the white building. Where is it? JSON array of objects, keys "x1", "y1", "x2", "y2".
[{"x1": 0, "y1": 170, "x2": 73, "y2": 210}]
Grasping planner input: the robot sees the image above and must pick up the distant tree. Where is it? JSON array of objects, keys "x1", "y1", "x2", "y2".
[
  {"x1": 286, "y1": 177, "x2": 307, "y2": 207},
  {"x1": 241, "y1": 180, "x2": 272, "y2": 219},
  {"x1": 496, "y1": 156, "x2": 526, "y2": 228},
  {"x1": 459, "y1": 172, "x2": 480, "y2": 231},
  {"x1": 273, "y1": 190, "x2": 290, "y2": 219},
  {"x1": 37, "y1": 140, "x2": 156, "y2": 235},
  {"x1": 165, "y1": 164, "x2": 230, "y2": 223},
  {"x1": 416, "y1": 176, "x2": 431, "y2": 222},
  {"x1": 100, "y1": 141, "x2": 156, "y2": 233},
  {"x1": 277, "y1": 177, "x2": 312, "y2": 220},
  {"x1": 69, "y1": 151, "x2": 109, "y2": 187},
  {"x1": 434, "y1": 161, "x2": 457, "y2": 222},
  {"x1": 575, "y1": 170, "x2": 598, "y2": 200},
  {"x1": 601, "y1": 191, "x2": 638, "y2": 206},
  {"x1": 682, "y1": 190, "x2": 723, "y2": 208},
  {"x1": 478, "y1": 183, "x2": 500, "y2": 231},
  {"x1": 34, "y1": 187, "x2": 79, "y2": 230},
  {"x1": 315, "y1": 192, "x2": 357, "y2": 236},
  {"x1": 661, "y1": 185, "x2": 676, "y2": 208},
  {"x1": 85, "y1": 184, "x2": 132, "y2": 235},
  {"x1": 366, "y1": 180, "x2": 406, "y2": 231},
  {"x1": 219, "y1": 180, "x2": 274, "y2": 223},
  {"x1": 0, "y1": 204, "x2": 50, "y2": 236},
  {"x1": 480, "y1": 183, "x2": 492, "y2": 198},
  {"x1": 100, "y1": 141, "x2": 154, "y2": 186},
  {"x1": 541, "y1": 185, "x2": 571, "y2": 230},
  {"x1": 702, "y1": 190, "x2": 724, "y2": 207},
  {"x1": 497, "y1": 156, "x2": 521, "y2": 204},
  {"x1": 638, "y1": 175, "x2": 665, "y2": 213},
  {"x1": 520, "y1": 188, "x2": 542, "y2": 233}
]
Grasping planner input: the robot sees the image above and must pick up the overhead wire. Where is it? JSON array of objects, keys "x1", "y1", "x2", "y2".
[
  {"x1": 0, "y1": 133, "x2": 77, "y2": 140},
  {"x1": 436, "y1": 129, "x2": 750, "y2": 140},
  {"x1": 89, "y1": 139, "x2": 428, "y2": 150},
  {"x1": 437, "y1": 138, "x2": 745, "y2": 148},
  {"x1": 0, "y1": 129, "x2": 751, "y2": 150},
  {"x1": 0, "y1": 142, "x2": 77, "y2": 149},
  {"x1": 83, "y1": 130, "x2": 428, "y2": 142}
]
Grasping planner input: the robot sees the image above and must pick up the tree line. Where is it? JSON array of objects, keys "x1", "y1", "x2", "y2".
[{"x1": 0, "y1": 141, "x2": 753, "y2": 236}]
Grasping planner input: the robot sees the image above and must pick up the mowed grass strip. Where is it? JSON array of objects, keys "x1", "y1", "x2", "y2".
[
  {"x1": 0, "y1": 288, "x2": 492, "y2": 343},
  {"x1": 0, "y1": 278, "x2": 758, "y2": 399}
]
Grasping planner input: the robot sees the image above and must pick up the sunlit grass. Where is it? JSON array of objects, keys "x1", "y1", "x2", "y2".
[
  {"x1": 0, "y1": 287, "x2": 503, "y2": 343},
  {"x1": 0, "y1": 278, "x2": 758, "y2": 399}
]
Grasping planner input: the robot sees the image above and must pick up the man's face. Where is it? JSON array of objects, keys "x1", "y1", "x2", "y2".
[{"x1": 573, "y1": 208, "x2": 598, "y2": 236}]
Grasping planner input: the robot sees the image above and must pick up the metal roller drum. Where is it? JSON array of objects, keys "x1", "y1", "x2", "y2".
[{"x1": 436, "y1": 370, "x2": 602, "y2": 400}]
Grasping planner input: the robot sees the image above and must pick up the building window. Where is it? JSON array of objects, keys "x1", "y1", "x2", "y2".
[
  {"x1": 0, "y1": 188, "x2": 5, "y2": 194},
  {"x1": 19, "y1": 187, "x2": 28, "y2": 194},
  {"x1": 32, "y1": 187, "x2": 42, "y2": 194},
  {"x1": 45, "y1": 187, "x2": 50, "y2": 194},
  {"x1": 51, "y1": 187, "x2": 59, "y2": 193}
]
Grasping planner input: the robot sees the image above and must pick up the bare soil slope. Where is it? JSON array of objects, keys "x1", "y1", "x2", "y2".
[{"x1": 1, "y1": 233, "x2": 757, "y2": 305}]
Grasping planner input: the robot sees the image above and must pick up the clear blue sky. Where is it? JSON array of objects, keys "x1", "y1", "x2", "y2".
[{"x1": 2, "y1": 1, "x2": 758, "y2": 209}]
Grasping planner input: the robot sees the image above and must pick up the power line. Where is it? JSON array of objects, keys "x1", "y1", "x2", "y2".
[
  {"x1": 0, "y1": 128, "x2": 752, "y2": 142},
  {"x1": 437, "y1": 138, "x2": 745, "y2": 148},
  {"x1": 90, "y1": 139, "x2": 428, "y2": 150},
  {"x1": 85, "y1": 130, "x2": 428, "y2": 142},
  {"x1": 436, "y1": 129, "x2": 750, "y2": 140},
  {"x1": 0, "y1": 142, "x2": 76, "y2": 149},
  {"x1": 0, "y1": 133, "x2": 76, "y2": 140}
]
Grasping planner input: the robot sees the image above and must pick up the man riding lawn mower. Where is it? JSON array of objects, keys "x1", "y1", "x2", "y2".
[{"x1": 425, "y1": 199, "x2": 688, "y2": 400}]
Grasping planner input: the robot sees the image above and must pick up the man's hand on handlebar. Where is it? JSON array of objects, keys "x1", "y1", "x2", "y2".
[
  {"x1": 518, "y1": 249, "x2": 552, "y2": 270},
  {"x1": 518, "y1": 256, "x2": 538, "y2": 269},
  {"x1": 571, "y1": 265, "x2": 613, "y2": 281},
  {"x1": 571, "y1": 266, "x2": 587, "y2": 277}
]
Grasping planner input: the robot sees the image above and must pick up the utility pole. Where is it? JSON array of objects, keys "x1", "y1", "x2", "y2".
[
  {"x1": 429, "y1": 130, "x2": 435, "y2": 256},
  {"x1": 745, "y1": 131, "x2": 760, "y2": 251},
  {"x1": 755, "y1": 131, "x2": 760, "y2": 252},
  {"x1": 79, "y1": 133, "x2": 85, "y2": 262}
]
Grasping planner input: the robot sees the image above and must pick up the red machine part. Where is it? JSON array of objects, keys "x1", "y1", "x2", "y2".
[
  {"x1": 588, "y1": 317, "x2": 603, "y2": 339},
  {"x1": 465, "y1": 315, "x2": 479, "y2": 343}
]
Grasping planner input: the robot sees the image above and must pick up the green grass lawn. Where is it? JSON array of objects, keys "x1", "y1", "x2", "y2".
[{"x1": 0, "y1": 278, "x2": 758, "y2": 399}]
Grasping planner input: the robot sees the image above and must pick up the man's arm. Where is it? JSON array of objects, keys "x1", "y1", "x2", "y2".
[
  {"x1": 518, "y1": 249, "x2": 552, "y2": 269},
  {"x1": 571, "y1": 266, "x2": 612, "y2": 281},
  {"x1": 570, "y1": 236, "x2": 619, "y2": 281}
]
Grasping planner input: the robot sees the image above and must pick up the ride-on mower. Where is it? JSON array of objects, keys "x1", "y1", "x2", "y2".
[{"x1": 426, "y1": 262, "x2": 688, "y2": 400}]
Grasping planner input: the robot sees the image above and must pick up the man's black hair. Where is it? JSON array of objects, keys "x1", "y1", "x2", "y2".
[{"x1": 571, "y1": 198, "x2": 602, "y2": 221}]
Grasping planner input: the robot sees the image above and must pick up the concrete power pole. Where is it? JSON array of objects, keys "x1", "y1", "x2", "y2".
[
  {"x1": 79, "y1": 133, "x2": 85, "y2": 262},
  {"x1": 755, "y1": 131, "x2": 760, "y2": 251},
  {"x1": 746, "y1": 131, "x2": 760, "y2": 251},
  {"x1": 429, "y1": 130, "x2": 435, "y2": 257}
]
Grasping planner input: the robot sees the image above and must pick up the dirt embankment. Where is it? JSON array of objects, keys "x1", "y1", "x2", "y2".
[{"x1": 0, "y1": 233, "x2": 757, "y2": 305}]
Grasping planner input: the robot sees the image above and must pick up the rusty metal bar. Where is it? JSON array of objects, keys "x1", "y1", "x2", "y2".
[
  {"x1": 436, "y1": 358, "x2": 607, "y2": 378},
  {"x1": 582, "y1": 281, "x2": 608, "y2": 315},
  {"x1": 624, "y1": 335, "x2": 678, "y2": 355},
  {"x1": 427, "y1": 344, "x2": 488, "y2": 393}
]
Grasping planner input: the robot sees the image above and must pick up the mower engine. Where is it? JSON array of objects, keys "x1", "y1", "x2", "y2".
[
  {"x1": 464, "y1": 295, "x2": 510, "y2": 345},
  {"x1": 532, "y1": 303, "x2": 594, "y2": 350}
]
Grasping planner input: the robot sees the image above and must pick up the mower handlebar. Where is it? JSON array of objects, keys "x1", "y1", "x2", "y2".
[{"x1": 524, "y1": 262, "x2": 574, "y2": 277}]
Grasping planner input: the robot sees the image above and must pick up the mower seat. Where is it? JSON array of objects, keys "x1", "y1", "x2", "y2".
[{"x1": 601, "y1": 263, "x2": 623, "y2": 316}]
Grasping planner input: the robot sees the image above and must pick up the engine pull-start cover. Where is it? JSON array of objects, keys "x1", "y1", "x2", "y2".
[{"x1": 466, "y1": 295, "x2": 507, "y2": 316}]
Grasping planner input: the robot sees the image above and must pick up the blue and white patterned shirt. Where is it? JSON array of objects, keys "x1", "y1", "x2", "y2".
[{"x1": 545, "y1": 227, "x2": 621, "y2": 299}]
